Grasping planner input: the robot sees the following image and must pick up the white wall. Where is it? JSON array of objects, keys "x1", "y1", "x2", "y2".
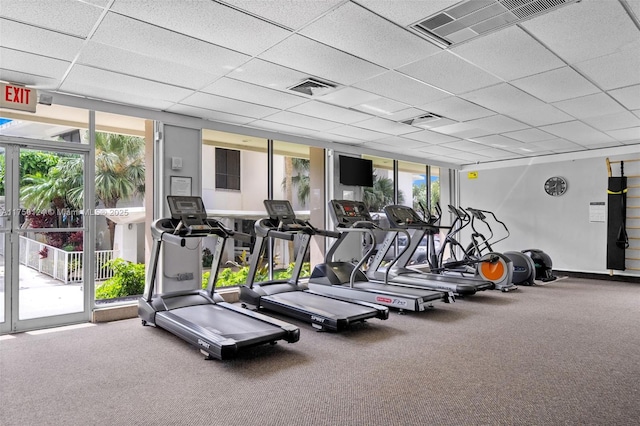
[{"x1": 460, "y1": 155, "x2": 620, "y2": 275}]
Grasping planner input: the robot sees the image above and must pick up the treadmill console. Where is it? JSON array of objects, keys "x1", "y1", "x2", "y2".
[
  {"x1": 329, "y1": 200, "x2": 372, "y2": 227},
  {"x1": 383, "y1": 205, "x2": 427, "y2": 228},
  {"x1": 262, "y1": 199, "x2": 311, "y2": 233},
  {"x1": 166, "y1": 196, "x2": 211, "y2": 236}
]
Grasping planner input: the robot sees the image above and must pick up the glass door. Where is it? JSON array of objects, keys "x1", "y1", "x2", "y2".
[
  {"x1": 0, "y1": 144, "x2": 8, "y2": 333},
  {"x1": 1, "y1": 139, "x2": 92, "y2": 333}
]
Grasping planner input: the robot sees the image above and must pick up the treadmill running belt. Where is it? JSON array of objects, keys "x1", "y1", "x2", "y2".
[{"x1": 168, "y1": 304, "x2": 286, "y2": 344}]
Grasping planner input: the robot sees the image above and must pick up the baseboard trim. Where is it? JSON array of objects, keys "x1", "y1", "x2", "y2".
[{"x1": 555, "y1": 270, "x2": 640, "y2": 283}]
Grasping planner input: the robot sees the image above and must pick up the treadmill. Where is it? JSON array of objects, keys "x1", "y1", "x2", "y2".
[
  {"x1": 369, "y1": 204, "x2": 495, "y2": 294},
  {"x1": 239, "y1": 200, "x2": 388, "y2": 331},
  {"x1": 138, "y1": 196, "x2": 300, "y2": 360},
  {"x1": 308, "y1": 200, "x2": 454, "y2": 312}
]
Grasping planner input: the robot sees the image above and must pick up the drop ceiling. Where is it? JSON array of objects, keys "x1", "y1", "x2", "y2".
[{"x1": 0, "y1": 0, "x2": 639, "y2": 168}]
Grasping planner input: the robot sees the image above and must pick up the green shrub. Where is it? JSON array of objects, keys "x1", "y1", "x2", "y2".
[
  {"x1": 202, "y1": 262, "x2": 310, "y2": 289},
  {"x1": 95, "y1": 258, "x2": 145, "y2": 299}
]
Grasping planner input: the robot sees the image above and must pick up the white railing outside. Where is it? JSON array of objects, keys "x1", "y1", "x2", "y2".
[{"x1": 19, "y1": 236, "x2": 118, "y2": 284}]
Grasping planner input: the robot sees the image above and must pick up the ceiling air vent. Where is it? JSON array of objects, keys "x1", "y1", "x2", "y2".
[
  {"x1": 410, "y1": 0, "x2": 578, "y2": 47},
  {"x1": 288, "y1": 78, "x2": 337, "y2": 96},
  {"x1": 402, "y1": 113, "x2": 442, "y2": 127}
]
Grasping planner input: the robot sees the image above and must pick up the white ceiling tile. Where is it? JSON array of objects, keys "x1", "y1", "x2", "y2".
[
  {"x1": 0, "y1": 0, "x2": 103, "y2": 38},
  {"x1": 539, "y1": 121, "x2": 616, "y2": 146},
  {"x1": 0, "y1": 69, "x2": 59, "y2": 89},
  {"x1": 354, "y1": 71, "x2": 450, "y2": 106},
  {"x1": 0, "y1": 47, "x2": 69, "y2": 81},
  {"x1": 77, "y1": 42, "x2": 218, "y2": 90},
  {"x1": 247, "y1": 120, "x2": 320, "y2": 138},
  {"x1": 259, "y1": 34, "x2": 386, "y2": 86},
  {"x1": 511, "y1": 67, "x2": 600, "y2": 103},
  {"x1": 227, "y1": 59, "x2": 309, "y2": 92},
  {"x1": 166, "y1": 104, "x2": 255, "y2": 125},
  {"x1": 300, "y1": 2, "x2": 441, "y2": 69},
  {"x1": 221, "y1": 0, "x2": 343, "y2": 30},
  {"x1": 575, "y1": 40, "x2": 640, "y2": 90},
  {"x1": 430, "y1": 122, "x2": 492, "y2": 139},
  {"x1": 111, "y1": 0, "x2": 292, "y2": 56},
  {"x1": 262, "y1": 111, "x2": 341, "y2": 132},
  {"x1": 311, "y1": 132, "x2": 365, "y2": 144},
  {"x1": 316, "y1": 87, "x2": 381, "y2": 108},
  {"x1": 609, "y1": 85, "x2": 640, "y2": 110},
  {"x1": 522, "y1": 0, "x2": 638, "y2": 64},
  {"x1": 470, "y1": 134, "x2": 524, "y2": 148},
  {"x1": 58, "y1": 78, "x2": 176, "y2": 111},
  {"x1": 474, "y1": 147, "x2": 517, "y2": 159},
  {"x1": 92, "y1": 13, "x2": 250, "y2": 74},
  {"x1": 351, "y1": 97, "x2": 410, "y2": 116},
  {"x1": 583, "y1": 111, "x2": 640, "y2": 132},
  {"x1": 417, "y1": 117, "x2": 458, "y2": 129},
  {"x1": 580, "y1": 140, "x2": 624, "y2": 150},
  {"x1": 385, "y1": 108, "x2": 431, "y2": 122},
  {"x1": 82, "y1": 0, "x2": 111, "y2": 7},
  {"x1": 0, "y1": 18, "x2": 85, "y2": 61},
  {"x1": 202, "y1": 77, "x2": 306, "y2": 110},
  {"x1": 371, "y1": 136, "x2": 431, "y2": 149},
  {"x1": 501, "y1": 143, "x2": 552, "y2": 155},
  {"x1": 288, "y1": 101, "x2": 371, "y2": 124},
  {"x1": 634, "y1": 110, "x2": 640, "y2": 120},
  {"x1": 452, "y1": 26, "x2": 565, "y2": 81},
  {"x1": 418, "y1": 145, "x2": 466, "y2": 157},
  {"x1": 440, "y1": 140, "x2": 488, "y2": 152},
  {"x1": 61, "y1": 65, "x2": 193, "y2": 102},
  {"x1": 403, "y1": 129, "x2": 459, "y2": 144},
  {"x1": 466, "y1": 115, "x2": 528, "y2": 133},
  {"x1": 399, "y1": 51, "x2": 501, "y2": 95},
  {"x1": 327, "y1": 125, "x2": 388, "y2": 141},
  {"x1": 180, "y1": 92, "x2": 279, "y2": 119},
  {"x1": 353, "y1": 117, "x2": 420, "y2": 135},
  {"x1": 531, "y1": 139, "x2": 583, "y2": 152},
  {"x1": 419, "y1": 97, "x2": 495, "y2": 122},
  {"x1": 446, "y1": 151, "x2": 495, "y2": 163},
  {"x1": 606, "y1": 127, "x2": 640, "y2": 142},
  {"x1": 553, "y1": 93, "x2": 626, "y2": 120},
  {"x1": 357, "y1": 0, "x2": 458, "y2": 26},
  {"x1": 502, "y1": 128, "x2": 556, "y2": 143},
  {"x1": 461, "y1": 83, "x2": 546, "y2": 114},
  {"x1": 505, "y1": 104, "x2": 574, "y2": 127}
]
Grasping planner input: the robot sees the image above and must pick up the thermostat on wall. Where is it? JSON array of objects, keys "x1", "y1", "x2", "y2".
[{"x1": 171, "y1": 156, "x2": 183, "y2": 170}]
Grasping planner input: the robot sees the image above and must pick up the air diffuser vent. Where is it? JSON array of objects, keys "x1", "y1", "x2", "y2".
[
  {"x1": 410, "y1": 0, "x2": 578, "y2": 47},
  {"x1": 288, "y1": 78, "x2": 337, "y2": 96},
  {"x1": 402, "y1": 113, "x2": 442, "y2": 126}
]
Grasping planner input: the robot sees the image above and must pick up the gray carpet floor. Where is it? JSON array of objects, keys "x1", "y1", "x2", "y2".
[{"x1": 1, "y1": 277, "x2": 639, "y2": 425}]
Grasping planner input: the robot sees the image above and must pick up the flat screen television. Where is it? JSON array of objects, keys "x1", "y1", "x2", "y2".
[{"x1": 339, "y1": 155, "x2": 374, "y2": 187}]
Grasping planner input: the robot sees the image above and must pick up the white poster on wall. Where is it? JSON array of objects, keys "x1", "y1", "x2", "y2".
[{"x1": 589, "y1": 201, "x2": 606, "y2": 223}]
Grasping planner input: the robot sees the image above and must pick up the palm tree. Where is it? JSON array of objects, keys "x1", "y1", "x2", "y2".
[
  {"x1": 281, "y1": 158, "x2": 310, "y2": 207},
  {"x1": 363, "y1": 173, "x2": 404, "y2": 212},
  {"x1": 94, "y1": 133, "x2": 145, "y2": 248}
]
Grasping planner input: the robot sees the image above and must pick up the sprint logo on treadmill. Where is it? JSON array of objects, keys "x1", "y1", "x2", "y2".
[
  {"x1": 197, "y1": 339, "x2": 211, "y2": 349},
  {"x1": 376, "y1": 296, "x2": 407, "y2": 307}
]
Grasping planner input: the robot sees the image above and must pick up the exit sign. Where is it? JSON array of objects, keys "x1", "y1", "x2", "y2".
[{"x1": 1, "y1": 83, "x2": 37, "y2": 113}]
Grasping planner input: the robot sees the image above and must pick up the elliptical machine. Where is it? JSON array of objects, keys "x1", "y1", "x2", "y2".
[
  {"x1": 431, "y1": 205, "x2": 516, "y2": 292},
  {"x1": 464, "y1": 207, "x2": 536, "y2": 286},
  {"x1": 465, "y1": 207, "x2": 556, "y2": 285}
]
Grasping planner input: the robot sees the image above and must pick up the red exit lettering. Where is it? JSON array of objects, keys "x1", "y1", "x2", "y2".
[{"x1": 5, "y1": 85, "x2": 31, "y2": 105}]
